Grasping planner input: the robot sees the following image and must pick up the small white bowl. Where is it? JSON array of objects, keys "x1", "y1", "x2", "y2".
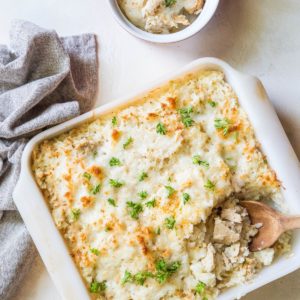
[{"x1": 107, "y1": 0, "x2": 220, "y2": 43}]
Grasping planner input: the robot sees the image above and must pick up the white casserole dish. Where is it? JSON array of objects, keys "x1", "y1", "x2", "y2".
[{"x1": 13, "y1": 57, "x2": 300, "y2": 300}]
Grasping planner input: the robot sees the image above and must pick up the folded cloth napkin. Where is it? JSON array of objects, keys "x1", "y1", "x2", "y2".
[{"x1": 0, "y1": 20, "x2": 98, "y2": 299}]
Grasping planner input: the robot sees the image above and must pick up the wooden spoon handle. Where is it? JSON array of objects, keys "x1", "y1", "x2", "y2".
[{"x1": 281, "y1": 216, "x2": 300, "y2": 231}]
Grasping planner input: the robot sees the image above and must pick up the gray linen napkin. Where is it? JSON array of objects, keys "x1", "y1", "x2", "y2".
[{"x1": 0, "y1": 20, "x2": 98, "y2": 299}]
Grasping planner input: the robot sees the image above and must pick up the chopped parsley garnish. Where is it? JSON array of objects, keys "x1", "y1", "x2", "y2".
[
  {"x1": 122, "y1": 259, "x2": 181, "y2": 286},
  {"x1": 156, "y1": 227, "x2": 161, "y2": 235},
  {"x1": 112, "y1": 116, "x2": 117, "y2": 126},
  {"x1": 165, "y1": 0, "x2": 176, "y2": 7},
  {"x1": 123, "y1": 137, "x2": 133, "y2": 149},
  {"x1": 165, "y1": 185, "x2": 175, "y2": 198},
  {"x1": 139, "y1": 171, "x2": 148, "y2": 182},
  {"x1": 214, "y1": 118, "x2": 230, "y2": 135},
  {"x1": 92, "y1": 150, "x2": 98, "y2": 158},
  {"x1": 109, "y1": 179, "x2": 124, "y2": 188},
  {"x1": 126, "y1": 201, "x2": 143, "y2": 219},
  {"x1": 138, "y1": 191, "x2": 148, "y2": 199},
  {"x1": 164, "y1": 216, "x2": 176, "y2": 229},
  {"x1": 155, "y1": 259, "x2": 181, "y2": 283},
  {"x1": 179, "y1": 107, "x2": 194, "y2": 128},
  {"x1": 90, "y1": 280, "x2": 106, "y2": 293},
  {"x1": 145, "y1": 199, "x2": 156, "y2": 208},
  {"x1": 109, "y1": 157, "x2": 122, "y2": 166},
  {"x1": 71, "y1": 208, "x2": 81, "y2": 221},
  {"x1": 134, "y1": 271, "x2": 153, "y2": 286},
  {"x1": 204, "y1": 179, "x2": 215, "y2": 190},
  {"x1": 107, "y1": 198, "x2": 117, "y2": 207},
  {"x1": 195, "y1": 281, "x2": 206, "y2": 295},
  {"x1": 121, "y1": 270, "x2": 133, "y2": 284},
  {"x1": 156, "y1": 122, "x2": 167, "y2": 135},
  {"x1": 182, "y1": 193, "x2": 190, "y2": 204},
  {"x1": 91, "y1": 184, "x2": 101, "y2": 195},
  {"x1": 90, "y1": 248, "x2": 100, "y2": 256},
  {"x1": 208, "y1": 100, "x2": 217, "y2": 107},
  {"x1": 192, "y1": 155, "x2": 209, "y2": 168},
  {"x1": 83, "y1": 172, "x2": 92, "y2": 180},
  {"x1": 122, "y1": 270, "x2": 133, "y2": 285}
]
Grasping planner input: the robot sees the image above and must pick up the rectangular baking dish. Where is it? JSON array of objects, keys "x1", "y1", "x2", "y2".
[{"x1": 13, "y1": 57, "x2": 300, "y2": 300}]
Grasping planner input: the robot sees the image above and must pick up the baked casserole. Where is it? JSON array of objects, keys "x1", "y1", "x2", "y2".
[{"x1": 32, "y1": 70, "x2": 291, "y2": 299}]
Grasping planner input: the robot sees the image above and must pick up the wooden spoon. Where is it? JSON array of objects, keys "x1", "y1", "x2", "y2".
[{"x1": 240, "y1": 200, "x2": 300, "y2": 251}]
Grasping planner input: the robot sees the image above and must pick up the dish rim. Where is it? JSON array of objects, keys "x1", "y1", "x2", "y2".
[
  {"x1": 13, "y1": 57, "x2": 300, "y2": 300},
  {"x1": 107, "y1": 0, "x2": 220, "y2": 43}
]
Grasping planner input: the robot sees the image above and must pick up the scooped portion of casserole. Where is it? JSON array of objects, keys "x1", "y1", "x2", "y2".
[
  {"x1": 118, "y1": 0, "x2": 205, "y2": 34},
  {"x1": 32, "y1": 70, "x2": 291, "y2": 299}
]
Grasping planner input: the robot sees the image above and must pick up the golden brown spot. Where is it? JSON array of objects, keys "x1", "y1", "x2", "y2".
[
  {"x1": 89, "y1": 165, "x2": 104, "y2": 180},
  {"x1": 167, "y1": 97, "x2": 177, "y2": 109},
  {"x1": 80, "y1": 232, "x2": 87, "y2": 242},
  {"x1": 80, "y1": 196, "x2": 94, "y2": 207},
  {"x1": 63, "y1": 174, "x2": 71, "y2": 181},
  {"x1": 161, "y1": 248, "x2": 171, "y2": 258},
  {"x1": 137, "y1": 235, "x2": 148, "y2": 255},
  {"x1": 147, "y1": 112, "x2": 159, "y2": 120},
  {"x1": 64, "y1": 191, "x2": 73, "y2": 204},
  {"x1": 112, "y1": 129, "x2": 121, "y2": 142}
]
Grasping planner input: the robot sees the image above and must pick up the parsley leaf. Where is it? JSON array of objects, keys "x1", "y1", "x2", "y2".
[
  {"x1": 156, "y1": 227, "x2": 161, "y2": 235},
  {"x1": 204, "y1": 179, "x2": 215, "y2": 190},
  {"x1": 145, "y1": 199, "x2": 156, "y2": 208},
  {"x1": 123, "y1": 137, "x2": 133, "y2": 149},
  {"x1": 138, "y1": 191, "x2": 148, "y2": 199},
  {"x1": 214, "y1": 118, "x2": 230, "y2": 135},
  {"x1": 164, "y1": 216, "x2": 176, "y2": 229},
  {"x1": 192, "y1": 155, "x2": 209, "y2": 168},
  {"x1": 139, "y1": 171, "x2": 148, "y2": 182},
  {"x1": 90, "y1": 280, "x2": 106, "y2": 293},
  {"x1": 91, "y1": 184, "x2": 101, "y2": 195},
  {"x1": 155, "y1": 259, "x2": 181, "y2": 283},
  {"x1": 83, "y1": 172, "x2": 92, "y2": 180},
  {"x1": 182, "y1": 193, "x2": 190, "y2": 204},
  {"x1": 134, "y1": 271, "x2": 153, "y2": 286},
  {"x1": 122, "y1": 270, "x2": 133, "y2": 285},
  {"x1": 195, "y1": 281, "x2": 206, "y2": 295},
  {"x1": 165, "y1": 185, "x2": 175, "y2": 198},
  {"x1": 179, "y1": 107, "x2": 194, "y2": 128},
  {"x1": 109, "y1": 179, "x2": 124, "y2": 188},
  {"x1": 71, "y1": 208, "x2": 81, "y2": 221},
  {"x1": 165, "y1": 0, "x2": 176, "y2": 7},
  {"x1": 208, "y1": 100, "x2": 217, "y2": 107},
  {"x1": 92, "y1": 150, "x2": 98, "y2": 158},
  {"x1": 107, "y1": 198, "x2": 117, "y2": 207},
  {"x1": 126, "y1": 201, "x2": 143, "y2": 219},
  {"x1": 156, "y1": 122, "x2": 167, "y2": 135},
  {"x1": 109, "y1": 157, "x2": 122, "y2": 167},
  {"x1": 112, "y1": 116, "x2": 117, "y2": 126},
  {"x1": 90, "y1": 248, "x2": 100, "y2": 256}
]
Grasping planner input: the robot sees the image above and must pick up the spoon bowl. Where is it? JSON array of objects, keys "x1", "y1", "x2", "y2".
[{"x1": 241, "y1": 200, "x2": 300, "y2": 251}]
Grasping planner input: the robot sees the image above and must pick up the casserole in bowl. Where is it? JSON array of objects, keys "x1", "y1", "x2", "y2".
[
  {"x1": 107, "y1": 0, "x2": 219, "y2": 43},
  {"x1": 14, "y1": 58, "x2": 300, "y2": 299}
]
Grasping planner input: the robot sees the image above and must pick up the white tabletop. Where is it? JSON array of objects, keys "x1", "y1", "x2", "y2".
[{"x1": 1, "y1": 0, "x2": 299, "y2": 299}]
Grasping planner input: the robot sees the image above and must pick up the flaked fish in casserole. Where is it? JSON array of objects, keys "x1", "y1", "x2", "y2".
[{"x1": 32, "y1": 70, "x2": 291, "y2": 299}]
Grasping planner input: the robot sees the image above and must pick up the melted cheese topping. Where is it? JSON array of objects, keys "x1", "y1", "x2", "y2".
[
  {"x1": 118, "y1": 0, "x2": 205, "y2": 34},
  {"x1": 32, "y1": 70, "x2": 289, "y2": 300}
]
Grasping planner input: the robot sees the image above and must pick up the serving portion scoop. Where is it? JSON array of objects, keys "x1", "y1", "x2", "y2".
[{"x1": 241, "y1": 200, "x2": 300, "y2": 251}]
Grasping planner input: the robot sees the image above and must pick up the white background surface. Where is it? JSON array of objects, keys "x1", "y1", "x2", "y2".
[{"x1": 0, "y1": 0, "x2": 299, "y2": 299}]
